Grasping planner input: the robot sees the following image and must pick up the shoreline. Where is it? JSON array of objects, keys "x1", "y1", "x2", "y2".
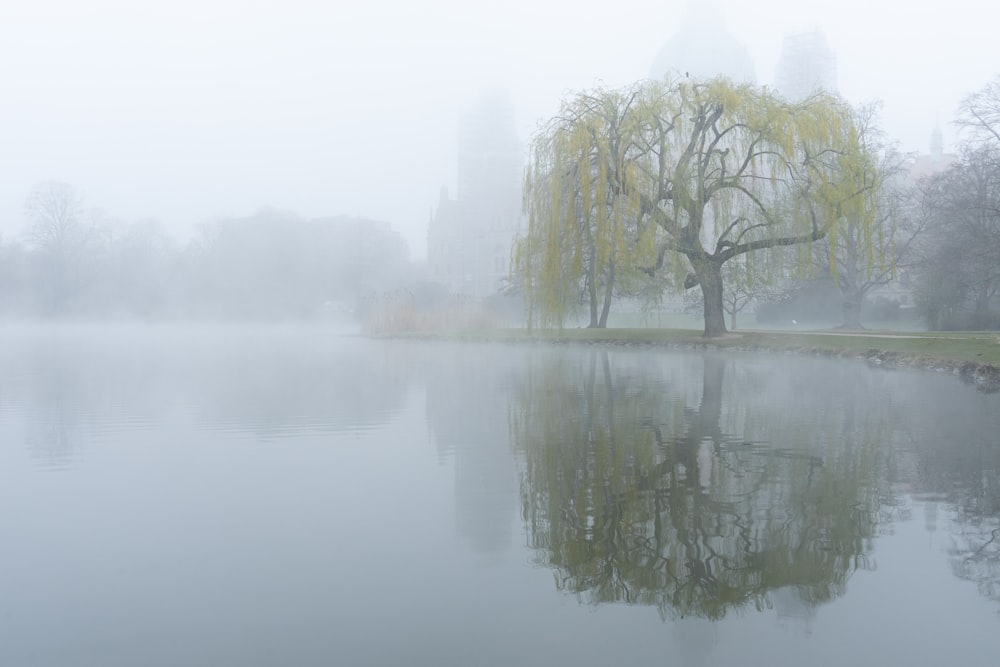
[{"x1": 384, "y1": 328, "x2": 1000, "y2": 393}]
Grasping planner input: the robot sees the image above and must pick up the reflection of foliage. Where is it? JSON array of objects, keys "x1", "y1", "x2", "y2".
[
  {"x1": 511, "y1": 352, "x2": 889, "y2": 620},
  {"x1": 952, "y1": 517, "x2": 1000, "y2": 605},
  {"x1": 896, "y1": 378, "x2": 1000, "y2": 608},
  {"x1": 945, "y1": 457, "x2": 1000, "y2": 607}
]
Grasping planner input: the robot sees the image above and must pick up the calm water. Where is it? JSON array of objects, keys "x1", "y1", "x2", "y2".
[{"x1": 1, "y1": 325, "x2": 998, "y2": 666}]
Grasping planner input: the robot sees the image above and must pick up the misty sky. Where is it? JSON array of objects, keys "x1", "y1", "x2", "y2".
[{"x1": 2, "y1": 0, "x2": 997, "y2": 259}]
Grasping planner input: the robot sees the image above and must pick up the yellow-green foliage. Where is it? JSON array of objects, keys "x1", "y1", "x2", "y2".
[
  {"x1": 516, "y1": 83, "x2": 659, "y2": 328},
  {"x1": 515, "y1": 75, "x2": 876, "y2": 328}
]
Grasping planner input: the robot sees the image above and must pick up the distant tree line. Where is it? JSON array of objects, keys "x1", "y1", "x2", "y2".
[{"x1": 0, "y1": 185, "x2": 416, "y2": 321}]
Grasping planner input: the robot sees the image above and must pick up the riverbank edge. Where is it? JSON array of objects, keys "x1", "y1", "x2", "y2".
[{"x1": 383, "y1": 329, "x2": 1000, "y2": 393}]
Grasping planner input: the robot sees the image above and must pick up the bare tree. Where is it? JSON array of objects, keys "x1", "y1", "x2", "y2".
[
  {"x1": 916, "y1": 146, "x2": 1000, "y2": 329},
  {"x1": 913, "y1": 78, "x2": 1000, "y2": 330},
  {"x1": 957, "y1": 76, "x2": 1000, "y2": 147},
  {"x1": 25, "y1": 182, "x2": 88, "y2": 252},
  {"x1": 23, "y1": 181, "x2": 98, "y2": 313}
]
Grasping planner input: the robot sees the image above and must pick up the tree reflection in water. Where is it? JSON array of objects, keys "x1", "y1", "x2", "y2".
[
  {"x1": 952, "y1": 512, "x2": 1000, "y2": 605},
  {"x1": 876, "y1": 382, "x2": 1000, "y2": 602},
  {"x1": 510, "y1": 351, "x2": 900, "y2": 620},
  {"x1": 901, "y1": 382, "x2": 1000, "y2": 608}
]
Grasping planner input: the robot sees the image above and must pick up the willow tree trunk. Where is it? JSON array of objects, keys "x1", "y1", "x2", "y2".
[
  {"x1": 587, "y1": 264, "x2": 599, "y2": 328},
  {"x1": 597, "y1": 261, "x2": 614, "y2": 328},
  {"x1": 841, "y1": 293, "x2": 864, "y2": 330},
  {"x1": 694, "y1": 258, "x2": 727, "y2": 337}
]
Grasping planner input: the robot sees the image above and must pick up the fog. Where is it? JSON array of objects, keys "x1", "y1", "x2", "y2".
[
  {"x1": 4, "y1": 5, "x2": 1000, "y2": 661},
  {"x1": 2, "y1": 0, "x2": 998, "y2": 260}
]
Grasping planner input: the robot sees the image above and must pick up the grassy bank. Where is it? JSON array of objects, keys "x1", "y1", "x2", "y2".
[{"x1": 388, "y1": 327, "x2": 1000, "y2": 391}]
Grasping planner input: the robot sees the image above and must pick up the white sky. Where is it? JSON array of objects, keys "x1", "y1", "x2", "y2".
[{"x1": 2, "y1": 0, "x2": 997, "y2": 258}]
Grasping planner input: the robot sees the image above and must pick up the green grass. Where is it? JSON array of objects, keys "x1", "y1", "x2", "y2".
[
  {"x1": 731, "y1": 331, "x2": 1000, "y2": 366},
  {"x1": 389, "y1": 327, "x2": 1000, "y2": 367}
]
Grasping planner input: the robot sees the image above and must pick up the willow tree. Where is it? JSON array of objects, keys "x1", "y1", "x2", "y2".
[
  {"x1": 516, "y1": 84, "x2": 660, "y2": 328},
  {"x1": 518, "y1": 76, "x2": 877, "y2": 336}
]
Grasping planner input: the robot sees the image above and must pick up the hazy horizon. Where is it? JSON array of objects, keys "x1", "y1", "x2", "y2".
[{"x1": 3, "y1": 0, "x2": 997, "y2": 259}]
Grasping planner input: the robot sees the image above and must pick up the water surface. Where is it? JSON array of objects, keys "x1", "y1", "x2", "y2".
[{"x1": 1, "y1": 326, "x2": 997, "y2": 666}]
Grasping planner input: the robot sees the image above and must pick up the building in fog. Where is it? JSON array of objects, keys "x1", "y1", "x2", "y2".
[
  {"x1": 649, "y1": 6, "x2": 756, "y2": 83},
  {"x1": 773, "y1": 30, "x2": 838, "y2": 101},
  {"x1": 427, "y1": 92, "x2": 522, "y2": 298},
  {"x1": 905, "y1": 125, "x2": 958, "y2": 181}
]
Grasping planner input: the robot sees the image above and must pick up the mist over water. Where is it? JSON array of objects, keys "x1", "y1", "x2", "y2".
[
  {"x1": 0, "y1": 326, "x2": 997, "y2": 666},
  {"x1": 2, "y1": 2, "x2": 998, "y2": 662}
]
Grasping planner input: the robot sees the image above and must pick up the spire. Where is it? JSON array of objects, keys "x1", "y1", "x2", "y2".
[{"x1": 930, "y1": 124, "x2": 944, "y2": 168}]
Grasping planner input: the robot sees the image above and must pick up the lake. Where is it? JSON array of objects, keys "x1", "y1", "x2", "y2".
[{"x1": 1, "y1": 325, "x2": 998, "y2": 666}]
